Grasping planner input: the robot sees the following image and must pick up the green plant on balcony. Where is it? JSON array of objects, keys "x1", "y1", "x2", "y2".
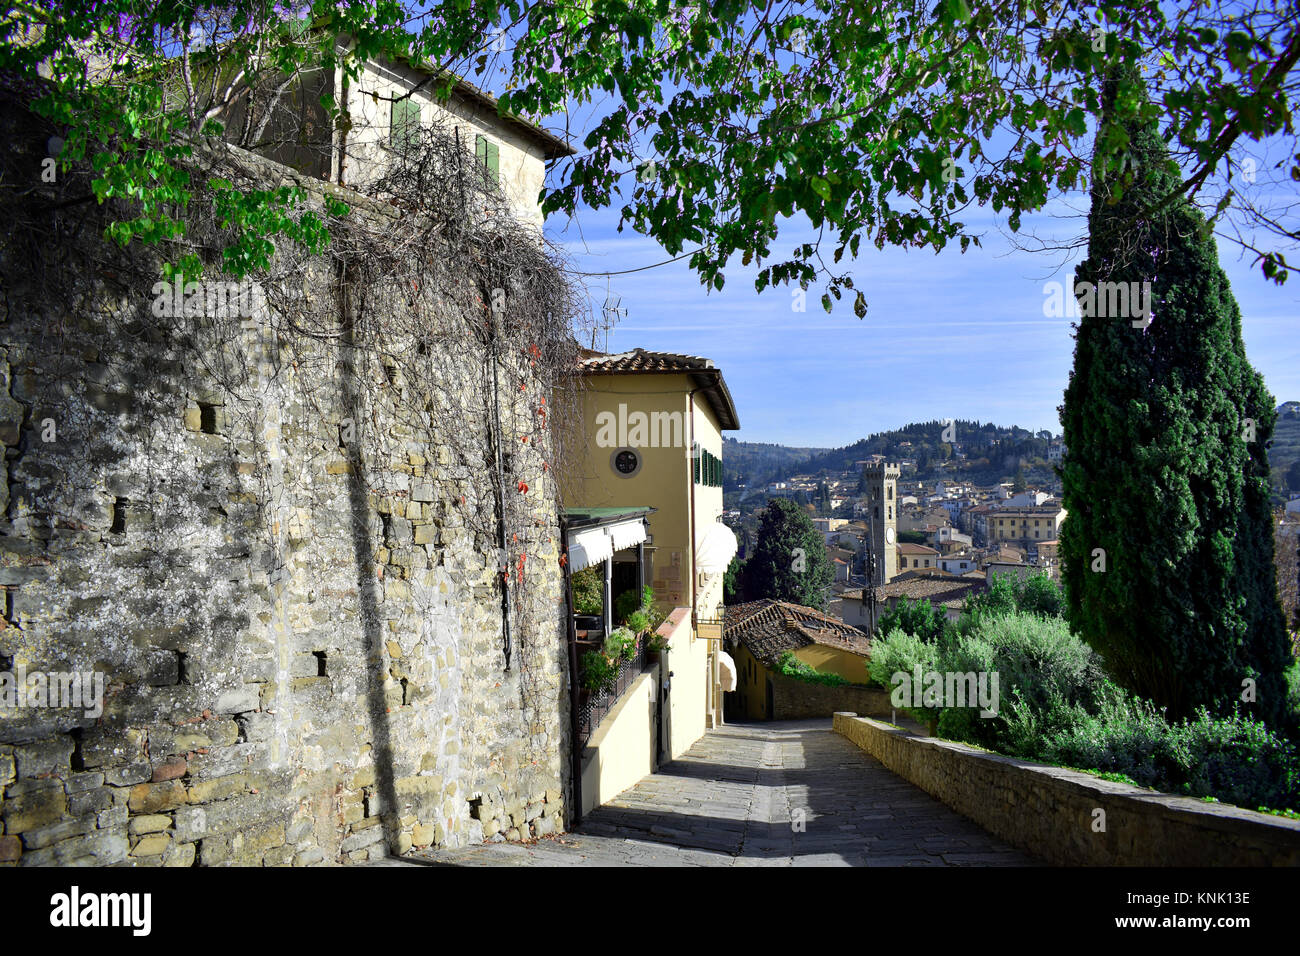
[
  {"x1": 571, "y1": 565, "x2": 604, "y2": 617},
  {"x1": 604, "y1": 626, "x2": 639, "y2": 662},
  {"x1": 613, "y1": 587, "x2": 642, "y2": 625},
  {"x1": 644, "y1": 630, "x2": 670, "y2": 655},
  {"x1": 579, "y1": 650, "x2": 619, "y2": 695}
]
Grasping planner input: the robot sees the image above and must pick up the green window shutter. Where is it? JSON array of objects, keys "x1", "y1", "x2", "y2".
[
  {"x1": 391, "y1": 99, "x2": 419, "y2": 151},
  {"x1": 476, "y1": 135, "x2": 499, "y2": 182},
  {"x1": 693, "y1": 445, "x2": 700, "y2": 484}
]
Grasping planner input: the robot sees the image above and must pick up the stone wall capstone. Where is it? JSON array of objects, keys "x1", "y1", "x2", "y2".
[{"x1": 834, "y1": 713, "x2": 1300, "y2": 866}]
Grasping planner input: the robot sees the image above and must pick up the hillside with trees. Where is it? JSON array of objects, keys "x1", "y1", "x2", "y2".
[{"x1": 726, "y1": 420, "x2": 1060, "y2": 492}]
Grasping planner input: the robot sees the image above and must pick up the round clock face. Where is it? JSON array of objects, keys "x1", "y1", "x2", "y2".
[
  {"x1": 611, "y1": 448, "x2": 641, "y2": 478},
  {"x1": 885, "y1": 527, "x2": 896, "y2": 544}
]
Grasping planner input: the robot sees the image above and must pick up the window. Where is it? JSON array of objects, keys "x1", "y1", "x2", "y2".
[
  {"x1": 390, "y1": 98, "x2": 421, "y2": 152},
  {"x1": 475, "y1": 134, "x2": 500, "y2": 183},
  {"x1": 692, "y1": 445, "x2": 723, "y2": 488}
]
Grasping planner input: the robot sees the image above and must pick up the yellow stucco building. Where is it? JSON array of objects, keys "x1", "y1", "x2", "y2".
[{"x1": 561, "y1": 347, "x2": 741, "y2": 771}]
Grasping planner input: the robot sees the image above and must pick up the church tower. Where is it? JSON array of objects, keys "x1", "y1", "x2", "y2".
[{"x1": 862, "y1": 462, "x2": 899, "y2": 585}]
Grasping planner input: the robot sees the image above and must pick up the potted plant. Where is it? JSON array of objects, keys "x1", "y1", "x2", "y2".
[
  {"x1": 605, "y1": 627, "x2": 638, "y2": 663},
  {"x1": 643, "y1": 630, "x2": 669, "y2": 663}
]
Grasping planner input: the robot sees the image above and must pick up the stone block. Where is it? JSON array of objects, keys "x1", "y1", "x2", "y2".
[
  {"x1": 294, "y1": 846, "x2": 326, "y2": 866},
  {"x1": 104, "y1": 761, "x2": 152, "y2": 787},
  {"x1": 215, "y1": 686, "x2": 260, "y2": 714},
  {"x1": 2, "y1": 785, "x2": 67, "y2": 833},
  {"x1": 19, "y1": 814, "x2": 95, "y2": 850},
  {"x1": 130, "y1": 832, "x2": 171, "y2": 857},
  {"x1": 129, "y1": 814, "x2": 172, "y2": 836},
  {"x1": 14, "y1": 735, "x2": 74, "y2": 778},
  {"x1": 340, "y1": 826, "x2": 384, "y2": 853},
  {"x1": 97, "y1": 806, "x2": 128, "y2": 829},
  {"x1": 128, "y1": 779, "x2": 187, "y2": 813},
  {"x1": 64, "y1": 772, "x2": 105, "y2": 794},
  {"x1": 163, "y1": 841, "x2": 196, "y2": 867},
  {"x1": 0, "y1": 835, "x2": 21, "y2": 862},
  {"x1": 20, "y1": 829, "x2": 128, "y2": 866},
  {"x1": 69, "y1": 786, "x2": 114, "y2": 817}
]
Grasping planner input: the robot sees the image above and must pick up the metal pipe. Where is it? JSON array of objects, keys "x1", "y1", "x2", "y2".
[{"x1": 559, "y1": 515, "x2": 583, "y2": 825}]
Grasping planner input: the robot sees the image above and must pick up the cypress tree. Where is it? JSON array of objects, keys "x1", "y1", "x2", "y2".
[
  {"x1": 1059, "y1": 67, "x2": 1290, "y2": 726},
  {"x1": 740, "y1": 498, "x2": 834, "y2": 610}
]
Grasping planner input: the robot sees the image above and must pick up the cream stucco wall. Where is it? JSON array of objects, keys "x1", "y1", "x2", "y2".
[
  {"x1": 580, "y1": 669, "x2": 658, "y2": 815},
  {"x1": 562, "y1": 372, "x2": 726, "y2": 617},
  {"x1": 562, "y1": 375, "x2": 729, "y2": 759},
  {"x1": 791, "y1": 644, "x2": 871, "y2": 685},
  {"x1": 340, "y1": 58, "x2": 549, "y2": 228}
]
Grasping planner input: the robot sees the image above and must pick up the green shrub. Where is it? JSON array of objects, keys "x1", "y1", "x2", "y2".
[
  {"x1": 1038, "y1": 700, "x2": 1299, "y2": 812},
  {"x1": 625, "y1": 610, "x2": 650, "y2": 635},
  {"x1": 571, "y1": 565, "x2": 603, "y2": 616},
  {"x1": 872, "y1": 605, "x2": 1300, "y2": 813},
  {"x1": 960, "y1": 571, "x2": 1063, "y2": 627},
  {"x1": 937, "y1": 612, "x2": 1103, "y2": 750},
  {"x1": 775, "y1": 651, "x2": 846, "y2": 687},
  {"x1": 1016, "y1": 572, "x2": 1065, "y2": 618},
  {"x1": 866, "y1": 627, "x2": 941, "y2": 726},
  {"x1": 876, "y1": 597, "x2": 948, "y2": 644},
  {"x1": 580, "y1": 650, "x2": 618, "y2": 694}
]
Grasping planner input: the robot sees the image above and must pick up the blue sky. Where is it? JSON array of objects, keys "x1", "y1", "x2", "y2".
[{"x1": 545, "y1": 195, "x2": 1300, "y2": 448}]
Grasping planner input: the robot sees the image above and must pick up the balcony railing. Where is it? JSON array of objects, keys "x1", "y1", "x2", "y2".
[{"x1": 575, "y1": 641, "x2": 651, "y2": 750}]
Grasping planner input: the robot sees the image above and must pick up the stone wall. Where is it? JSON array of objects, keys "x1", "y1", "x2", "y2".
[
  {"x1": 770, "y1": 674, "x2": 893, "y2": 721},
  {"x1": 834, "y1": 713, "x2": 1300, "y2": 866},
  {"x1": 0, "y1": 90, "x2": 570, "y2": 865}
]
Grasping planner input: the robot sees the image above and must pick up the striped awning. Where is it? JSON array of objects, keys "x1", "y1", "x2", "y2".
[{"x1": 567, "y1": 517, "x2": 648, "y2": 572}]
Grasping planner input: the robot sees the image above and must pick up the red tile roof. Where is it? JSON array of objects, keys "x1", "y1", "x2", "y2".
[
  {"x1": 724, "y1": 599, "x2": 870, "y2": 664},
  {"x1": 577, "y1": 348, "x2": 740, "y2": 430}
]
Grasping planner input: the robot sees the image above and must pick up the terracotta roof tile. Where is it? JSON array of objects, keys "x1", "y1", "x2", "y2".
[
  {"x1": 724, "y1": 599, "x2": 870, "y2": 665},
  {"x1": 576, "y1": 347, "x2": 740, "y2": 430}
]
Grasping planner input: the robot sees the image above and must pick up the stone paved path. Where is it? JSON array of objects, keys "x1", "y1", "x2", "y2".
[{"x1": 396, "y1": 720, "x2": 1040, "y2": 867}]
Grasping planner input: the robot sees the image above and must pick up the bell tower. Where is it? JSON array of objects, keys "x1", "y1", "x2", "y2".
[{"x1": 863, "y1": 462, "x2": 899, "y2": 585}]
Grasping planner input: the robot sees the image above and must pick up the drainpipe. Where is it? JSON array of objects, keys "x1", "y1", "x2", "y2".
[{"x1": 559, "y1": 515, "x2": 583, "y2": 825}]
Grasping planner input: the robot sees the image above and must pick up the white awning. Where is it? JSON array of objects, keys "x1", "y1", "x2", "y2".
[
  {"x1": 608, "y1": 519, "x2": 647, "y2": 553},
  {"x1": 567, "y1": 518, "x2": 648, "y2": 572},
  {"x1": 695, "y1": 522, "x2": 738, "y2": 574},
  {"x1": 718, "y1": 651, "x2": 738, "y2": 693},
  {"x1": 568, "y1": 527, "x2": 612, "y2": 572}
]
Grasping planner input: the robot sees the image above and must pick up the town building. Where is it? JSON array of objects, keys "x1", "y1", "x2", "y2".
[
  {"x1": 725, "y1": 600, "x2": 872, "y2": 720},
  {"x1": 562, "y1": 347, "x2": 742, "y2": 774}
]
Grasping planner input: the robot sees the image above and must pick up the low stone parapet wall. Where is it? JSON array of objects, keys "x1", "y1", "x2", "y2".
[{"x1": 833, "y1": 713, "x2": 1300, "y2": 866}]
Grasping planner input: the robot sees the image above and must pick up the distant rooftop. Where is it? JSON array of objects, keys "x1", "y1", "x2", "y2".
[{"x1": 724, "y1": 599, "x2": 870, "y2": 665}]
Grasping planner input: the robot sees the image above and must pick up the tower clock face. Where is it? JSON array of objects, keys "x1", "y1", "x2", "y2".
[
  {"x1": 885, "y1": 527, "x2": 895, "y2": 544},
  {"x1": 611, "y1": 448, "x2": 642, "y2": 478}
]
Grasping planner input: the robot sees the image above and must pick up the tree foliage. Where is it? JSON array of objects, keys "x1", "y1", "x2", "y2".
[
  {"x1": 1059, "y1": 65, "x2": 1291, "y2": 727},
  {"x1": 876, "y1": 596, "x2": 948, "y2": 643},
  {"x1": 4, "y1": 1, "x2": 1298, "y2": 296},
  {"x1": 738, "y1": 497, "x2": 833, "y2": 609}
]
